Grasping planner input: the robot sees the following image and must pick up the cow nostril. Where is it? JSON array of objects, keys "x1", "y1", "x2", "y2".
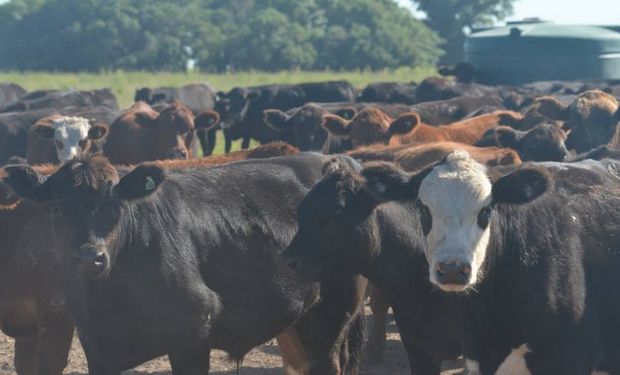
[
  {"x1": 460, "y1": 264, "x2": 472, "y2": 277},
  {"x1": 93, "y1": 253, "x2": 106, "y2": 268},
  {"x1": 436, "y1": 263, "x2": 447, "y2": 276}
]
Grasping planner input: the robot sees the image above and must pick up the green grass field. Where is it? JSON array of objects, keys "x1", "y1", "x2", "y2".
[{"x1": 0, "y1": 67, "x2": 436, "y2": 153}]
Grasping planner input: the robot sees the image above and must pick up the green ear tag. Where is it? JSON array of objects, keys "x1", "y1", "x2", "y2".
[{"x1": 145, "y1": 176, "x2": 156, "y2": 191}]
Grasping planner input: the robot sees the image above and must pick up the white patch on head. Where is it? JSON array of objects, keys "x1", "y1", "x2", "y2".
[
  {"x1": 51, "y1": 116, "x2": 92, "y2": 161},
  {"x1": 495, "y1": 344, "x2": 531, "y2": 375},
  {"x1": 465, "y1": 358, "x2": 480, "y2": 374},
  {"x1": 418, "y1": 150, "x2": 492, "y2": 292}
]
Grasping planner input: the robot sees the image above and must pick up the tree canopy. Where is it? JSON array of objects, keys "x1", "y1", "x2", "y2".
[
  {"x1": 0, "y1": 0, "x2": 443, "y2": 72},
  {"x1": 413, "y1": 0, "x2": 516, "y2": 64}
]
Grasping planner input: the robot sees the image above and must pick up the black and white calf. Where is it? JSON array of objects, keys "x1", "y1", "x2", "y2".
[{"x1": 361, "y1": 151, "x2": 620, "y2": 375}]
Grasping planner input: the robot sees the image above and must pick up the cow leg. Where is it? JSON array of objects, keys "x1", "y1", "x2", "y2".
[
  {"x1": 36, "y1": 310, "x2": 74, "y2": 375},
  {"x1": 225, "y1": 134, "x2": 232, "y2": 153},
  {"x1": 391, "y1": 300, "x2": 442, "y2": 375},
  {"x1": 197, "y1": 130, "x2": 208, "y2": 156},
  {"x1": 169, "y1": 346, "x2": 211, "y2": 375},
  {"x1": 367, "y1": 282, "x2": 389, "y2": 362},
  {"x1": 14, "y1": 337, "x2": 38, "y2": 375},
  {"x1": 206, "y1": 128, "x2": 217, "y2": 156},
  {"x1": 294, "y1": 275, "x2": 367, "y2": 375},
  {"x1": 241, "y1": 137, "x2": 251, "y2": 150},
  {"x1": 343, "y1": 311, "x2": 365, "y2": 375},
  {"x1": 277, "y1": 327, "x2": 308, "y2": 375},
  {"x1": 407, "y1": 345, "x2": 442, "y2": 375}
]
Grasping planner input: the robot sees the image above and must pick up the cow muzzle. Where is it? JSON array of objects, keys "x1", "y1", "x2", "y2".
[
  {"x1": 77, "y1": 244, "x2": 110, "y2": 278},
  {"x1": 433, "y1": 260, "x2": 472, "y2": 292}
]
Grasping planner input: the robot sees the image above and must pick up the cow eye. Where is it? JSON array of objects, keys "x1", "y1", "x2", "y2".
[
  {"x1": 55, "y1": 140, "x2": 64, "y2": 150},
  {"x1": 477, "y1": 206, "x2": 492, "y2": 229},
  {"x1": 416, "y1": 200, "x2": 432, "y2": 235}
]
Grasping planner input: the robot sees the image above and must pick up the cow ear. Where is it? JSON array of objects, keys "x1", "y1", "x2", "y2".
[
  {"x1": 361, "y1": 162, "x2": 430, "y2": 202},
  {"x1": 493, "y1": 127, "x2": 519, "y2": 148},
  {"x1": 1, "y1": 165, "x2": 52, "y2": 202},
  {"x1": 33, "y1": 123, "x2": 55, "y2": 139},
  {"x1": 88, "y1": 124, "x2": 108, "y2": 141},
  {"x1": 263, "y1": 110, "x2": 291, "y2": 131},
  {"x1": 321, "y1": 115, "x2": 351, "y2": 136},
  {"x1": 492, "y1": 168, "x2": 550, "y2": 205},
  {"x1": 115, "y1": 163, "x2": 166, "y2": 201},
  {"x1": 195, "y1": 110, "x2": 220, "y2": 130},
  {"x1": 135, "y1": 112, "x2": 157, "y2": 127},
  {"x1": 498, "y1": 112, "x2": 524, "y2": 128},
  {"x1": 335, "y1": 107, "x2": 357, "y2": 120},
  {"x1": 535, "y1": 97, "x2": 570, "y2": 121},
  {"x1": 389, "y1": 113, "x2": 420, "y2": 135}
]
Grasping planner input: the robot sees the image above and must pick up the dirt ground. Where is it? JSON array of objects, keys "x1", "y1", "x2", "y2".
[{"x1": 0, "y1": 306, "x2": 464, "y2": 374}]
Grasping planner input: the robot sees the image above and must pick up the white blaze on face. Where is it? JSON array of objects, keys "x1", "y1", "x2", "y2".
[
  {"x1": 418, "y1": 150, "x2": 492, "y2": 292},
  {"x1": 51, "y1": 116, "x2": 92, "y2": 162}
]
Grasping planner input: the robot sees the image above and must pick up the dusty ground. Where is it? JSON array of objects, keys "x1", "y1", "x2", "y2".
[{"x1": 0, "y1": 306, "x2": 464, "y2": 374}]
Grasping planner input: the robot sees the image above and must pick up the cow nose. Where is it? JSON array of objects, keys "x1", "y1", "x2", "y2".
[
  {"x1": 78, "y1": 245, "x2": 109, "y2": 274},
  {"x1": 436, "y1": 261, "x2": 471, "y2": 285}
]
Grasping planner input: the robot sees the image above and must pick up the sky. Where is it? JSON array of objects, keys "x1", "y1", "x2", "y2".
[{"x1": 397, "y1": 0, "x2": 619, "y2": 25}]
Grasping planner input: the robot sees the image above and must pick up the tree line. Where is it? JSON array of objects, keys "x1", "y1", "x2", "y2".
[{"x1": 0, "y1": 0, "x2": 514, "y2": 72}]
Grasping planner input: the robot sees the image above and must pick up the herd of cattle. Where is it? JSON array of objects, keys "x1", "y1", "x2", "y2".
[{"x1": 1, "y1": 75, "x2": 620, "y2": 375}]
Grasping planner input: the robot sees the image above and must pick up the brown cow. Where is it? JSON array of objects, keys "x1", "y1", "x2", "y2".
[
  {"x1": 388, "y1": 110, "x2": 523, "y2": 146},
  {"x1": 532, "y1": 90, "x2": 620, "y2": 153},
  {"x1": 103, "y1": 101, "x2": 219, "y2": 164},
  {"x1": 27, "y1": 115, "x2": 108, "y2": 164},
  {"x1": 0, "y1": 164, "x2": 74, "y2": 375},
  {"x1": 322, "y1": 107, "x2": 521, "y2": 153}
]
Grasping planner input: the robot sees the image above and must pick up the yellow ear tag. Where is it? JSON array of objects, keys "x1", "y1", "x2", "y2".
[{"x1": 145, "y1": 176, "x2": 156, "y2": 191}]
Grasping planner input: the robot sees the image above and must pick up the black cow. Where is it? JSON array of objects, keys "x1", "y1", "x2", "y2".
[
  {"x1": 476, "y1": 122, "x2": 570, "y2": 161},
  {"x1": 3, "y1": 153, "x2": 366, "y2": 374},
  {"x1": 414, "y1": 77, "x2": 500, "y2": 104},
  {"x1": 283, "y1": 158, "x2": 462, "y2": 374},
  {"x1": 1, "y1": 88, "x2": 119, "y2": 113},
  {"x1": 438, "y1": 62, "x2": 477, "y2": 84},
  {"x1": 215, "y1": 81, "x2": 356, "y2": 152},
  {"x1": 0, "y1": 83, "x2": 27, "y2": 107},
  {"x1": 264, "y1": 102, "x2": 414, "y2": 151},
  {"x1": 134, "y1": 83, "x2": 219, "y2": 156},
  {"x1": 357, "y1": 82, "x2": 417, "y2": 104},
  {"x1": 361, "y1": 152, "x2": 620, "y2": 374}
]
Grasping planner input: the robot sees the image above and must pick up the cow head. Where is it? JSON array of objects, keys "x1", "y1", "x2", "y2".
[
  {"x1": 321, "y1": 108, "x2": 392, "y2": 154},
  {"x1": 362, "y1": 151, "x2": 549, "y2": 292},
  {"x1": 283, "y1": 157, "x2": 381, "y2": 281},
  {"x1": 31, "y1": 116, "x2": 108, "y2": 162},
  {"x1": 535, "y1": 91, "x2": 620, "y2": 153},
  {"x1": 140, "y1": 102, "x2": 219, "y2": 160},
  {"x1": 2, "y1": 156, "x2": 167, "y2": 280},
  {"x1": 479, "y1": 122, "x2": 570, "y2": 162},
  {"x1": 266, "y1": 104, "x2": 355, "y2": 151},
  {"x1": 214, "y1": 87, "x2": 260, "y2": 129},
  {"x1": 134, "y1": 87, "x2": 153, "y2": 103}
]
